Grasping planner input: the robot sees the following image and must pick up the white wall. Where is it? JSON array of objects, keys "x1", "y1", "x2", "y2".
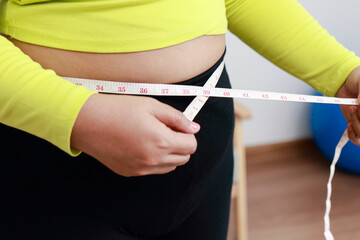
[{"x1": 225, "y1": 0, "x2": 360, "y2": 147}]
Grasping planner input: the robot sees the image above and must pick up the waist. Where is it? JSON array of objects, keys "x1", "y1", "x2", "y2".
[{"x1": 8, "y1": 35, "x2": 226, "y2": 84}]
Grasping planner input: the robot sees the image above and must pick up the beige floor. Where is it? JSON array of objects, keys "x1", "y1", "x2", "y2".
[{"x1": 228, "y1": 139, "x2": 360, "y2": 240}]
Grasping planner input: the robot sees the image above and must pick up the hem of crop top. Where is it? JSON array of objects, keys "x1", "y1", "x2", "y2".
[{"x1": 0, "y1": 12, "x2": 227, "y2": 53}]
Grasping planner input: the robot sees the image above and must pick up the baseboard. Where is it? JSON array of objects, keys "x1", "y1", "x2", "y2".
[{"x1": 245, "y1": 138, "x2": 317, "y2": 165}]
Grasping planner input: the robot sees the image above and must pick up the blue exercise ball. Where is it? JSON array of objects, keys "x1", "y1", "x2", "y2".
[{"x1": 310, "y1": 92, "x2": 360, "y2": 174}]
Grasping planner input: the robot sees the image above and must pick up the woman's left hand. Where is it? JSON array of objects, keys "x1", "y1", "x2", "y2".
[{"x1": 336, "y1": 65, "x2": 360, "y2": 145}]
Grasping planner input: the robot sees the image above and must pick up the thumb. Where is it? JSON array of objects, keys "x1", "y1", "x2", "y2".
[{"x1": 153, "y1": 102, "x2": 200, "y2": 133}]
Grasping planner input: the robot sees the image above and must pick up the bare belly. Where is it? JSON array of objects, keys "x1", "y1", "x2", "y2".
[{"x1": 8, "y1": 35, "x2": 226, "y2": 83}]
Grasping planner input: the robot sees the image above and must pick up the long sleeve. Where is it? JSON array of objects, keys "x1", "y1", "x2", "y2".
[
  {"x1": 0, "y1": 35, "x2": 96, "y2": 155},
  {"x1": 225, "y1": 0, "x2": 360, "y2": 96}
]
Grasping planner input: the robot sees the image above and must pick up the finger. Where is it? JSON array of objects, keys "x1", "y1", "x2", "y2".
[
  {"x1": 151, "y1": 166, "x2": 178, "y2": 175},
  {"x1": 150, "y1": 154, "x2": 191, "y2": 168},
  {"x1": 167, "y1": 131, "x2": 198, "y2": 155},
  {"x1": 153, "y1": 102, "x2": 200, "y2": 134},
  {"x1": 140, "y1": 166, "x2": 178, "y2": 176},
  {"x1": 149, "y1": 154, "x2": 193, "y2": 174},
  {"x1": 165, "y1": 154, "x2": 191, "y2": 167},
  {"x1": 343, "y1": 105, "x2": 357, "y2": 122},
  {"x1": 147, "y1": 116, "x2": 198, "y2": 155},
  {"x1": 140, "y1": 154, "x2": 190, "y2": 175},
  {"x1": 350, "y1": 108, "x2": 360, "y2": 136},
  {"x1": 348, "y1": 124, "x2": 360, "y2": 146}
]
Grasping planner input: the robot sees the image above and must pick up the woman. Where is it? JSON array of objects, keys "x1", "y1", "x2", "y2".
[{"x1": 1, "y1": 0, "x2": 360, "y2": 239}]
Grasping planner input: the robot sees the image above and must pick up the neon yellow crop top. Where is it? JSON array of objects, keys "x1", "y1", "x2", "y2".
[{"x1": 0, "y1": 0, "x2": 360, "y2": 155}]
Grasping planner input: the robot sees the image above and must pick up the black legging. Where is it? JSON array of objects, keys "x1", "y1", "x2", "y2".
[{"x1": 0, "y1": 52, "x2": 235, "y2": 240}]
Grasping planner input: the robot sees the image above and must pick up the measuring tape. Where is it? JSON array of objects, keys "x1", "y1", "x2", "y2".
[
  {"x1": 64, "y1": 61, "x2": 355, "y2": 239},
  {"x1": 64, "y1": 73, "x2": 358, "y2": 108},
  {"x1": 324, "y1": 129, "x2": 348, "y2": 240}
]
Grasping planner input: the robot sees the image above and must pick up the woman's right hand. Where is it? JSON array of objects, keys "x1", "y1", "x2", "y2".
[{"x1": 70, "y1": 94, "x2": 200, "y2": 177}]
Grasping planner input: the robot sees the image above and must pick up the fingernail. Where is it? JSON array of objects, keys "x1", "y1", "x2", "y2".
[{"x1": 191, "y1": 122, "x2": 200, "y2": 130}]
